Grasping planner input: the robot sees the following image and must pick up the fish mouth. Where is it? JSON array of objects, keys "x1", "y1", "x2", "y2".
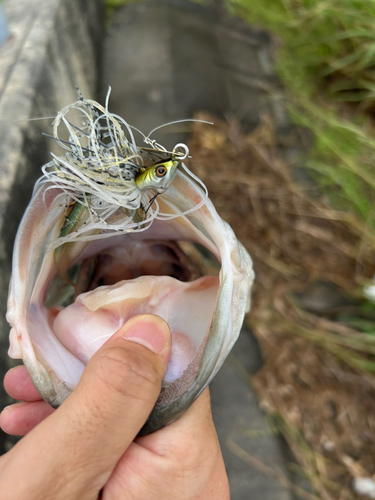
[
  {"x1": 7, "y1": 170, "x2": 253, "y2": 434},
  {"x1": 45, "y1": 235, "x2": 220, "y2": 389}
]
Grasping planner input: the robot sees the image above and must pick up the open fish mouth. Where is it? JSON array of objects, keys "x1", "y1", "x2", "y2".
[{"x1": 6, "y1": 95, "x2": 254, "y2": 434}]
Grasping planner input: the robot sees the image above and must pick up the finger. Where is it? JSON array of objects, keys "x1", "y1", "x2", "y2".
[
  {"x1": 0, "y1": 401, "x2": 55, "y2": 436},
  {"x1": 1, "y1": 314, "x2": 171, "y2": 500},
  {"x1": 4, "y1": 366, "x2": 42, "y2": 402}
]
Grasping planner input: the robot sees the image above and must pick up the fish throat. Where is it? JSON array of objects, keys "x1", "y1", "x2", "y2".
[{"x1": 45, "y1": 231, "x2": 220, "y2": 396}]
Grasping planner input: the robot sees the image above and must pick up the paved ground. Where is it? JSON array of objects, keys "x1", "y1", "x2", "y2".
[{"x1": 102, "y1": 2, "x2": 295, "y2": 498}]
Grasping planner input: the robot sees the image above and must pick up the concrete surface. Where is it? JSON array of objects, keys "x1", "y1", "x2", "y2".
[
  {"x1": 0, "y1": 0, "x2": 104, "y2": 453},
  {"x1": 102, "y1": 0, "x2": 289, "y2": 144},
  {"x1": 211, "y1": 330, "x2": 293, "y2": 500}
]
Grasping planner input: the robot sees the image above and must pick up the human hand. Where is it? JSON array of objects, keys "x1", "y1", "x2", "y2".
[{"x1": 0, "y1": 314, "x2": 229, "y2": 500}]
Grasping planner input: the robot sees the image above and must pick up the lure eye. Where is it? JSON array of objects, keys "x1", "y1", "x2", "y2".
[{"x1": 156, "y1": 165, "x2": 167, "y2": 177}]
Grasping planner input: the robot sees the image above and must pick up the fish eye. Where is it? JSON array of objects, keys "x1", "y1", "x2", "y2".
[{"x1": 155, "y1": 165, "x2": 167, "y2": 177}]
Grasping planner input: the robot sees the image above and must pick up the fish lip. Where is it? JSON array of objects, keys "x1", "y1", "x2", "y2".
[{"x1": 7, "y1": 170, "x2": 254, "y2": 434}]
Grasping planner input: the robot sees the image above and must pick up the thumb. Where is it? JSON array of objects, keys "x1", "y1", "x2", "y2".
[
  {"x1": 1, "y1": 314, "x2": 171, "y2": 500},
  {"x1": 66, "y1": 313, "x2": 171, "y2": 463}
]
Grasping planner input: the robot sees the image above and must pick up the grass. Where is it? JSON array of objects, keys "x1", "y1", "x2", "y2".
[
  {"x1": 217, "y1": 4, "x2": 375, "y2": 495},
  {"x1": 105, "y1": 0, "x2": 133, "y2": 9},
  {"x1": 227, "y1": 0, "x2": 375, "y2": 228},
  {"x1": 272, "y1": 415, "x2": 354, "y2": 500},
  {"x1": 105, "y1": 0, "x2": 206, "y2": 15},
  {"x1": 104, "y1": 0, "x2": 141, "y2": 17}
]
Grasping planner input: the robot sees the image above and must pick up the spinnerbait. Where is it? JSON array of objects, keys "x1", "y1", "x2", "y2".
[{"x1": 36, "y1": 89, "x2": 209, "y2": 250}]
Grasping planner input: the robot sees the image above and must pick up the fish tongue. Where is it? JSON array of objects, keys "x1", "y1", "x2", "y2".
[{"x1": 52, "y1": 274, "x2": 219, "y2": 384}]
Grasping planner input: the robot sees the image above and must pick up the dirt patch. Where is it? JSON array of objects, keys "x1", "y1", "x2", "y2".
[{"x1": 188, "y1": 113, "x2": 375, "y2": 500}]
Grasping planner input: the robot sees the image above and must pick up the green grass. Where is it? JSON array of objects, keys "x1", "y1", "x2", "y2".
[
  {"x1": 227, "y1": 0, "x2": 375, "y2": 229},
  {"x1": 105, "y1": 0, "x2": 133, "y2": 9},
  {"x1": 105, "y1": 0, "x2": 142, "y2": 17},
  {"x1": 105, "y1": 0, "x2": 206, "y2": 12}
]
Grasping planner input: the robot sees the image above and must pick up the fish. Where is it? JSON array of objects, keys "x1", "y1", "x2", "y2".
[{"x1": 6, "y1": 93, "x2": 254, "y2": 435}]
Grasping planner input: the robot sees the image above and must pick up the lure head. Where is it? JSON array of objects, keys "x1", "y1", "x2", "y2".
[{"x1": 135, "y1": 158, "x2": 180, "y2": 193}]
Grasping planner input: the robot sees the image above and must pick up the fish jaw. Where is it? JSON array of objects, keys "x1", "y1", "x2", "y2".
[
  {"x1": 7, "y1": 170, "x2": 254, "y2": 432},
  {"x1": 6, "y1": 186, "x2": 85, "y2": 406}
]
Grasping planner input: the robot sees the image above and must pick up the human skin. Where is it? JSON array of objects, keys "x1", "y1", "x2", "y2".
[{"x1": 0, "y1": 314, "x2": 230, "y2": 500}]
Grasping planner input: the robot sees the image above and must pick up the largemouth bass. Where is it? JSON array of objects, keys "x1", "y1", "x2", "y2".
[{"x1": 6, "y1": 94, "x2": 254, "y2": 434}]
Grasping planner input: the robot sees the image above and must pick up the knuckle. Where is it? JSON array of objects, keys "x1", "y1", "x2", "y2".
[
  {"x1": 94, "y1": 345, "x2": 162, "y2": 398},
  {"x1": 171, "y1": 433, "x2": 219, "y2": 473}
]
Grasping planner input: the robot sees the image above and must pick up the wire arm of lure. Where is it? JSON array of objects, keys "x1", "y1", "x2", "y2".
[
  {"x1": 67, "y1": 122, "x2": 90, "y2": 138},
  {"x1": 130, "y1": 118, "x2": 213, "y2": 155},
  {"x1": 146, "y1": 118, "x2": 214, "y2": 141},
  {"x1": 172, "y1": 143, "x2": 189, "y2": 161}
]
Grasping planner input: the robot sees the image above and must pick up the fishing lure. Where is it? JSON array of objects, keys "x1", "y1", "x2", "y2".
[{"x1": 37, "y1": 88, "x2": 210, "y2": 250}]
